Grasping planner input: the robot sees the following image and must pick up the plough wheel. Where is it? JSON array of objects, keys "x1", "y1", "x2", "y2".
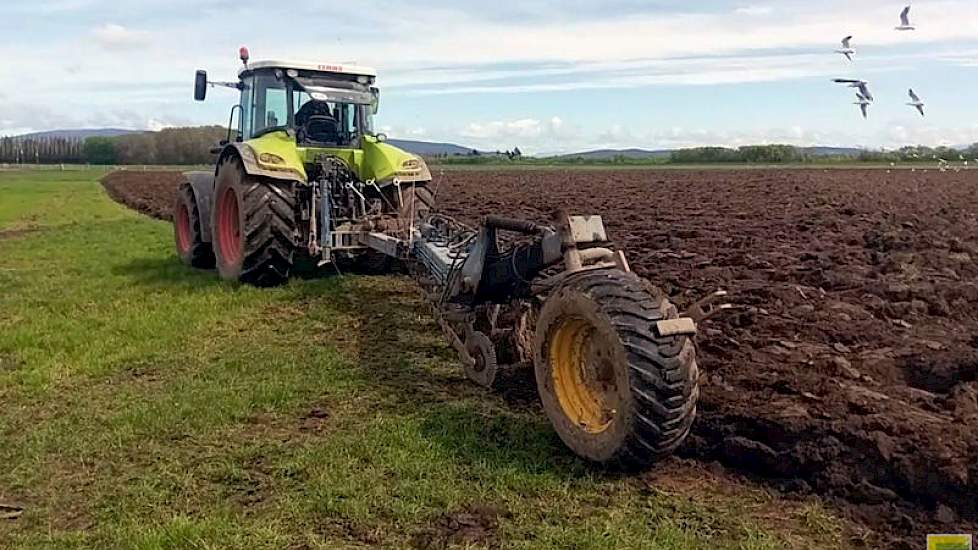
[{"x1": 533, "y1": 269, "x2": 698, "y2": 468}]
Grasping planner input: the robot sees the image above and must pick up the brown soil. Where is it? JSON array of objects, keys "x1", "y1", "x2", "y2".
[
  {"x1": 101, "y1": 168, "x2": 978, "y2": 545},
  {"x1": 101, "y1": 170, "x2": 185, "y2": 221}
]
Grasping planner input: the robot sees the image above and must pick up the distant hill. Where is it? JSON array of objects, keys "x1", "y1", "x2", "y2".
[
  {"x1": 386, "y1": 139, "x2": 479, "y2": 157},
  {"x1": 551, "y1": 148, "x2": 672, "y2": 161},
  {"x1": 12, "y1": 128, "x2": 139, "y2": 140}
]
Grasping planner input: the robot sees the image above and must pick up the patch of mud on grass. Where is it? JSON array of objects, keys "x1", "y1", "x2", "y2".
[
  {"x1": 0, "y1": 228, "x2": 38, "y2": 240},
  {"x1": 410, "y1": 504, "x2": 506, "y2": 549}
]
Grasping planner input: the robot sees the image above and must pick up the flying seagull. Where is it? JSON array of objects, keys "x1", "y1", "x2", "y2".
[
  {"x1": 854, "y1": 92, "x2": 871, "y2": 118},
  {"x1": 906, "y1": 88, "x2": 925, "y2": 116},
  {"x1": 833, "y1": 78, "x2": 873, "y2": 101},
  {"x1": 895, "y1": 5, "x2": 915, "y2": 30},
  {"x1": 836, "y1": 36, "x2": 855, "y2": 61}
]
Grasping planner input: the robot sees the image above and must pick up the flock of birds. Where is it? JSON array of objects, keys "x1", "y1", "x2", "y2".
[{"x1": 831, "y1": 5, "x2": 925, "y2": 119}]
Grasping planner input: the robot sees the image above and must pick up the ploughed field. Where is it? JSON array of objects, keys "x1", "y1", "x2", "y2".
[{"x1": 102, "y1": 167, "x2": 978, "y2": 543}]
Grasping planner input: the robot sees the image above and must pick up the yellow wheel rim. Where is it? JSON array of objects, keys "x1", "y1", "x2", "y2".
[{"x1": 549, "y1": 318, "x2": 617, "y2": 434}]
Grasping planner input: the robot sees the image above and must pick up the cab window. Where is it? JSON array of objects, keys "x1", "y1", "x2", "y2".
[
  {"x1": 240, "y1": 73, "x2": 289, "y2": 139},
  {"x1": 252, "y1": 74, "x2": 288, "y2": 136}
]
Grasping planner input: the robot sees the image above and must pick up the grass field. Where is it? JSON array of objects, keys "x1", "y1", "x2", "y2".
[{"x1": 0, "y1": 169, "x2": 852, "y2": 549}]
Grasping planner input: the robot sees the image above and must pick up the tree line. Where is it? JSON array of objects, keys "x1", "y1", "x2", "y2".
[
  {"x1": 668, "y1": 144, "x2": 978, "y2": 164},
  {"x1": 0, "y1": 137, "x2": 85, "y2": 164},
  {"x1": 0, "y1": 126, "x2": 228, "y2": 166}
]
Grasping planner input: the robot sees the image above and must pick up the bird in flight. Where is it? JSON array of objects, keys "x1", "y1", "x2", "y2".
[
  {"x1": 895, "y1": 5, "x2": 916, "y2": 30},
  {"x1": 833, "y1": 78, "x2": 873, "y2": 101},
  {"x1": 836, "y1": 36, "x2": 855, "y2": 61},
  {"x1": 854, "y1": 92, "x2": 871, "y2": 118},
  {"x1": 906, "y1": 89, "x2": 925, "y2": 116}
]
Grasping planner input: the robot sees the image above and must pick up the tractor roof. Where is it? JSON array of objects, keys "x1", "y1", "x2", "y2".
[{"x1": 239, "y1": 60, "x2": 377, "y2": 78}]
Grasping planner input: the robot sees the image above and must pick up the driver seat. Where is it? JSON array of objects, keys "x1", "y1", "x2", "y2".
[
  {"x1": 296, "y1": 101, "x2": 340, "y2": 144},
  {"x1": 304, "y1": 115, "x2": 340, "y2": 144}
]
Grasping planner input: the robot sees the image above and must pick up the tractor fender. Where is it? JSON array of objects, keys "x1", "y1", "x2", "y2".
[
  {"x1": 217, "y1": 142, "x2": 307, "y2": 184},
  {"x1": 182, "y1": 171, "x2": 215, "y2": 243}
]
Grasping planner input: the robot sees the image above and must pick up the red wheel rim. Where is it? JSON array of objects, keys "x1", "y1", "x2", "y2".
[
  {"x1": 217, "y1": 187, "x2": 241, "y2": 265},
  {"x1": 175, "y1": 202, "x2": 192, "y2": 254}
]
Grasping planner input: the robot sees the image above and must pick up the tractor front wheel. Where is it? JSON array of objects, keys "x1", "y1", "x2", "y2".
[
  {"x1": 212, "y1": 156, "x2": 297, "y2": 286},
  {"x1": 173, "y1": 183, "x2": 214, "y2": 269},
  {"x1": 533, "y1": 269, "x2": 698, "y2": 468}
]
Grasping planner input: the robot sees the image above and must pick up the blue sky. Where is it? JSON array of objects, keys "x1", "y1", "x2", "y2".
[{"x1": 2, "y1": 0, "x2": 977, "y2": 154}]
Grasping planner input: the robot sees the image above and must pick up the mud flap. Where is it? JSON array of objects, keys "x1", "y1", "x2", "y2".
[{"x1": 183, "y1": 171, "x2": 215, "y2": 243}]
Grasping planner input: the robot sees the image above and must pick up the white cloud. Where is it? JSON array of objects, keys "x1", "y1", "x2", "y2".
[
  {"x1": 91, "y1": 23, "x2": 150, "y2": 51},
  {"x1": 884, "y1": 123, "x2": 978, "y2": 147},
  {"x1": 735, "y1": 5, "x2": 774, "y2": 16},
  {"x1": 460, "y1": 117, "x2": 568, "y2": 141}
]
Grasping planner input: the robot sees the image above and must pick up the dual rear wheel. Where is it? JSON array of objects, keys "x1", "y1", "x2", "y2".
[
  {"x1": 210, "y1": 156, "x2": 297, "y2": 287},
  {"x1": 173, "y1": 156, "x2": 298, "y2": 287}
]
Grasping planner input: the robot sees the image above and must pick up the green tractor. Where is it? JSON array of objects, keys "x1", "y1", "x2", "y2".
[{"x1": 174, "y1": 47, "x2": 432, "y2": 285}]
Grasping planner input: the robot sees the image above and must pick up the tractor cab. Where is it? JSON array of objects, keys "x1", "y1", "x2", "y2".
[
  {"x1": 193, "y1": 51, "x2": 426, "y2": 186},
  {"x1": 234, "y1": 60, "x2": 379, "y2": 148}
]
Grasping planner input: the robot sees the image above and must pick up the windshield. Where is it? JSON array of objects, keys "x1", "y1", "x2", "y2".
[{"x1": 292, "y1": 89, "x2": 373, "y2": 147}]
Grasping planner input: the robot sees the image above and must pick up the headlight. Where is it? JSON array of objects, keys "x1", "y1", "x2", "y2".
[
  {"x1": 259, "y1": 153, "x2": 286, "y2": 165},
  {"x1": 401, "y1": 159, "x2": 421, "y2": 169}
]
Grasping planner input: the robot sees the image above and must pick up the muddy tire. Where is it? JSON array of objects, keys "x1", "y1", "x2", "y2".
[
  {"x1": 397, "y1": 184, "x2": 434, "y2": 231},
  {"x1": 211, "y1": 155, "x2": 297, "y2": 287},
  {"x1": 174, "y1": 184, "x2": 215, "y2": 269},
  {"x1": 358, "y1": 184, "x2": 433, "y2": 274},
  {"x1": 533, "y1": 269, "x2": 698, "y2": 468}
]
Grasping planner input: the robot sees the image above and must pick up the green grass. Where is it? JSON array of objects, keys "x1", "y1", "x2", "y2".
[{"x1": 0, "y1": 169, "x2": 850, "y2": 549}]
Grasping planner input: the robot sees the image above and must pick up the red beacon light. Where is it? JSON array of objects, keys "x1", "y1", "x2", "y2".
[{"x1": 239, "y1": 46, "x2": 250, "y2": 66}]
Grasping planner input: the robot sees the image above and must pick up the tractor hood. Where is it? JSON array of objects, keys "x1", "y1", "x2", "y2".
[
  {"x1": 236, "y1": 130, "x2": 429, "y2": 185},
  {"x1": 361, "y1": 136, "x2": 431, "y2": 184}
]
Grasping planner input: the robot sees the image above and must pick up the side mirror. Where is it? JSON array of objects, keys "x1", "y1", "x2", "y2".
[
  {"x1": 370, "y1": 87, "x2": 380, "y2": 115},
  {"x1": 194, "y1": 70, "x2": 208, "y2": 101}
]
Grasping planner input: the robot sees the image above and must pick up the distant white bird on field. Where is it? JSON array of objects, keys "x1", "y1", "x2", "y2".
[
  {"x1": 836, "y1": 36, "x2": 856, "y2": 61},
  {"x1": 854, "y1": 92, "x2": 871, "y2": 118},
  {"x1": 906, "y1": 89, "x2": 925, "y2": 116},
  {"x1": 896, "y1": 5, "x2": 915, "y2": 30},
  {"x1": 833, "y1": 78, "x2": 873, "y2": 101}
]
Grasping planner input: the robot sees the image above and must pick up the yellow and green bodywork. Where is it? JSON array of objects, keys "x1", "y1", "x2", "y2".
[{"x1": 222, "y1": 130, "x2": 431, "y2": 185}]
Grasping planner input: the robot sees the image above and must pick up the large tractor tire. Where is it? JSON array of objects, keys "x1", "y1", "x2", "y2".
[
  {"x1": 173, "y1": 183, "x2": 215, "y2": 269},
  {"x1": 211, "y1": 156, "x2": 297, "y2": 287},
  {"x1": 398, "y1": 184, "x2": 434, "y2": 227},
  {"x1": 533, "y1": 269, "x2": 698, "y2": 468}
]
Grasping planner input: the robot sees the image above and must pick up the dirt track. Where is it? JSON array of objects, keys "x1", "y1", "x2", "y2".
[{"x1": 102, "y1": 168, "x2": 978, "y2": 545}]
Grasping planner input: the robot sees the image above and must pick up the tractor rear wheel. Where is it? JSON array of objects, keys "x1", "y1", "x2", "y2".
[
  {"x1": 397, "y1": 184, "x2": 434, "y2": 232},
  {"x1": 359, "y1": 183, "x2": 435, "y2": 273},
  {"x1": 211, "y1": 156, "x2": 297, "y2": 286},
  {"x1": 173, "y1": 183, "x2": 215, "y2": 269},
  {"x1": 533, "y1": 269, "x2": 698, "y2": 468}
]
